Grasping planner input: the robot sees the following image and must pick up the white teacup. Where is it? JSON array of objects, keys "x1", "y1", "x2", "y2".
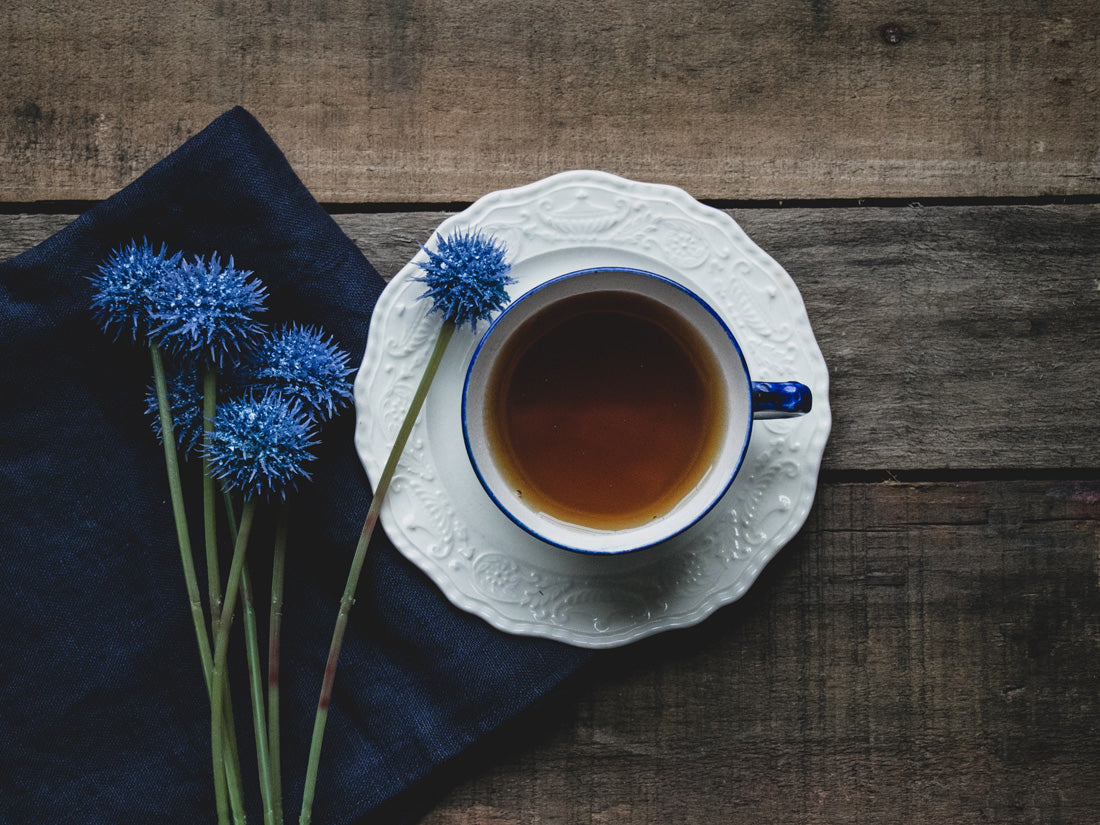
[{"x1": 462, "y1": 267, "x2": 811, "y2": 554}]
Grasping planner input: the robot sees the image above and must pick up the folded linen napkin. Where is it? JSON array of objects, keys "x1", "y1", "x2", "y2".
[{"x1": 0, "y1": 107, "x2": 592, "y2": 825}]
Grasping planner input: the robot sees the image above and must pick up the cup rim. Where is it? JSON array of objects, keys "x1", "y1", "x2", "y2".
[{"x1": 461, "y1": 266, "x2": 754, "y2": 555}]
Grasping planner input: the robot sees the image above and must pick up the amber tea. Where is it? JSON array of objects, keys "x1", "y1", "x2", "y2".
[{"x1": 485, "y1": 290, "x2": 727, "y2": 530}]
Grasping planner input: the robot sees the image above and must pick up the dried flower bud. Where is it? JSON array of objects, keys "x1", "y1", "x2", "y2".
[
  {"x1": 206, "y1": 392, "x2": 318, "y2": 500},
  {"x1": 90, "y1": 239, "x2": 183, "y2": 341},
  {"x1": 147, "y1": 253, "x2": 266, "y2": 367},
  {"x1": 244, "y1": 324, "x2": 354, "y2": 421},
  {"x1": 414, "y1": 229, "x2": 514, "y2": 330},
  {"x1": 144, "y1": 363, "x2": 205, "y2": 457}
]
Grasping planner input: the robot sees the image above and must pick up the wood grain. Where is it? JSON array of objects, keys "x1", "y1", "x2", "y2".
[
  {"x1": 5, "y1": 5, "x2": 1098, "y2": 824},
  {"x1": 3, "y1": 0, "x2": 1098, "y2": 203},
  {"x1": 418, "y1": 480, "x2": 1100, "y2": 825},
  {"x1": 5, "y1": 204, "x2": 1098, "y2": 471}
]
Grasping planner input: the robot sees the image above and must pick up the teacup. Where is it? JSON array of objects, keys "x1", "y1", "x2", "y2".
[{"x1": 461, "y1": 267, "x2": 812, "y2": 554}]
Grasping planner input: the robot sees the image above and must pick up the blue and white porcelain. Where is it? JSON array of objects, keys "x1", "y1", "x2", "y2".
[
  {"x1": 354, "y1": 170, "x2": 831, "y2": 649},
  {"x1": 461, "y1": 266, "x2": 812, "y2": 555}
]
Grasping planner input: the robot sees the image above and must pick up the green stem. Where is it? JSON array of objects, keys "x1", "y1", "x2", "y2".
[
  {"x1": 223, "y1": 491, "x2": 239, "y2": 537},
  {"x1": 220, "y1": 492, "x2": 248, "y2": 825},
  {"x1": 241, "y1": 564, "x2": 276, "y2": 825},
  {"x1": 268, "y1": 505, "x2": 288, "y2": 825},
  {"x1": 203, "y1": 368, "x2": 223, "y2": 632},
  {"x1": 212, "y1": 499, "x2": 257, "y2": 825},
  {"x1": 150, "y1": 344, "x2": 213, "y2": 685},
  {"x1": 299, "y1": 320, "x2": 456, "y2": 825},
  {"x1": 151, "y1": 345, "x2": 245, "y2": 823},
  {"x1": 223, "y1": 692, "x2": 248, "y2": 825}
]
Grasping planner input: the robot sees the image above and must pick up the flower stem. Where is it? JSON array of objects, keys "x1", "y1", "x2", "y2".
[
  {"x1": 218, "y1": 493, "x2": 248, "y2": 825},
  {"x1": 212, "y1": 498, "x2": 257, "y2": 825},
  {"x1": 223, "y1": 694, "x2": 247, "y2": 825},
  {"x1": 268, "y1": 504, "x2": 288, "y2": 825},
  {"x1": 241, "y1": 564, "x2": 277, "y2": 825},
  {"x1": 203, "y1": 369, "x2": 247, "y2": 824},
  {"x1": 150, "y1": 344, "x2": 212, "y2": 685},
  {"x1": 151, "y1": 345, "x2": 245, "y2": 823},
  {"x1": 299, "y1": 320, "x2": 456, "y2": 825},
  {"x1": 203, "y1": 367, "x2": 223, "y2": 632}
]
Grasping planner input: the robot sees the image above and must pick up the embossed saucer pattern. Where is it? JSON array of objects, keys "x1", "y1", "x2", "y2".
[{"x1": 353, "y1": 170, "x2": 831, "y2": 648}]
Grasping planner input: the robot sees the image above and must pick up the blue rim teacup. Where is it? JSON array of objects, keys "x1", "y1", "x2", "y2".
[{"x1": 462, "y1": 267, "x2": 811, "y2": 554}]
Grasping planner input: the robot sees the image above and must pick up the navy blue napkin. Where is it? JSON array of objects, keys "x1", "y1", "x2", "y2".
[{"x1": 0, "y1": 107, "x2": 592, "y2": 825}]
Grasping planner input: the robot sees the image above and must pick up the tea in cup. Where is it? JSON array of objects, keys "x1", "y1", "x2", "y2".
[{"x1": 462, "y1": 267, "x2": 811, "y2": 554}]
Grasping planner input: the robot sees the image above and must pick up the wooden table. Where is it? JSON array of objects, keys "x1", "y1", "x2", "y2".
[{"x1": 4, "y1": 2, "x2": 1098, "y2": 822}]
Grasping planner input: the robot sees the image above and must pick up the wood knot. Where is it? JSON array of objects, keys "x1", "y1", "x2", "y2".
[{"x1": 880, "y1": 23, "x2": 905, "y2": 45}]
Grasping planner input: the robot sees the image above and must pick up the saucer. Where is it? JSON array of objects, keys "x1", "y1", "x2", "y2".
[{"x1": 352, "y1": 170, "x2": 831, "y2": 648}]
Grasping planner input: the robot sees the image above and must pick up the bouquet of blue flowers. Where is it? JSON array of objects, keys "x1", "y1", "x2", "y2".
[{"x1": 89, "y1": 230, "x2": 512, "y2": 825}]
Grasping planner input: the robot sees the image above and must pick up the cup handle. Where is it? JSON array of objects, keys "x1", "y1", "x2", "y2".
[{"x1": 751, "y1": 381, "x2": 813, "y2": 419}]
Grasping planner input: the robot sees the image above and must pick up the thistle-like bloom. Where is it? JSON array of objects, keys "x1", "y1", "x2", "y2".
[
  {"x1": 414, "y1": 229, "x2": 514, "y2": 330},
  {"x1": 245, "y1": 324, "x2": 354, "y2": 420},
  {"x1": 299, "y1": 228, "x2": 514, "y2": 823},
  {"x1": 144, "y1": 363, "x2": 205, "y2": 457},
  {"x1": 89, "y1": 239, "x2": 183, "y2": 341},
  {"x1": 147, "y1": 253, "x2": 267, "y2": 367},
  {"x1": 206, "y1": 392, "x2": 318, "y2": 500}
]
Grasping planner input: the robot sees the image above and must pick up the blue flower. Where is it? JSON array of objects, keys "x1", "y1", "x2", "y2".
[
  {"x1": 206, "y1": 392, "x2": 318, "y2": 500},
  {"x1": 147, "y1": 253, "x2": 267, "y2": 367},
  {"x1": 89, "y1": 239, "x2": 183, "y2": 341},
  {"x1": 414, "y1": 229, "x2": 514, "y2": 330},
  {"x1": 245, "y1": 324, "x2": 354, "y2": 421},
  {"x1": 144, "y1": 363, "x2": 205, "y2": 457}
]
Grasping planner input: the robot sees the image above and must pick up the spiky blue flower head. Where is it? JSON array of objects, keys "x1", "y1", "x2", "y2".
[
  {"x1": 206, "y1": 392, "x2": 318, "y2": 500},
  {"x1": 414, "y1": 228, "x2": 514, "y2": 330},
  {"x1": 89, "y1": 239, "x2": 183, "y2": 341},
  {"x1": 144, "y1": 363, "x2": 205, "y2": 457},
  {"x1": 146, "y1": 253, "x2": 267, "y2": 367},
  {"x1": 245, "y1": 324, "x2": 354, "y2": 421}
]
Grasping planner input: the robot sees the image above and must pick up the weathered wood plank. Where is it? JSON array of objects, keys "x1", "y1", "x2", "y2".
[
  {"x1": 5, "y1": 205, "x2": 1097, "y2": 470},
  {"x1": 418, "y1": 480, "x2": 1100, "y2": 825},
  {"x1": 2, "y1": 0, "x2": 1098, "y2": 202},
  {"x1": 736, "y1": 204, "x2": 1100, "y2": 472}
]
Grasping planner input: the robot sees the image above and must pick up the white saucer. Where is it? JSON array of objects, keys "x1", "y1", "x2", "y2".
[{"x1": 353, "y1": 170, "x2": 831, "y2": 648}]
